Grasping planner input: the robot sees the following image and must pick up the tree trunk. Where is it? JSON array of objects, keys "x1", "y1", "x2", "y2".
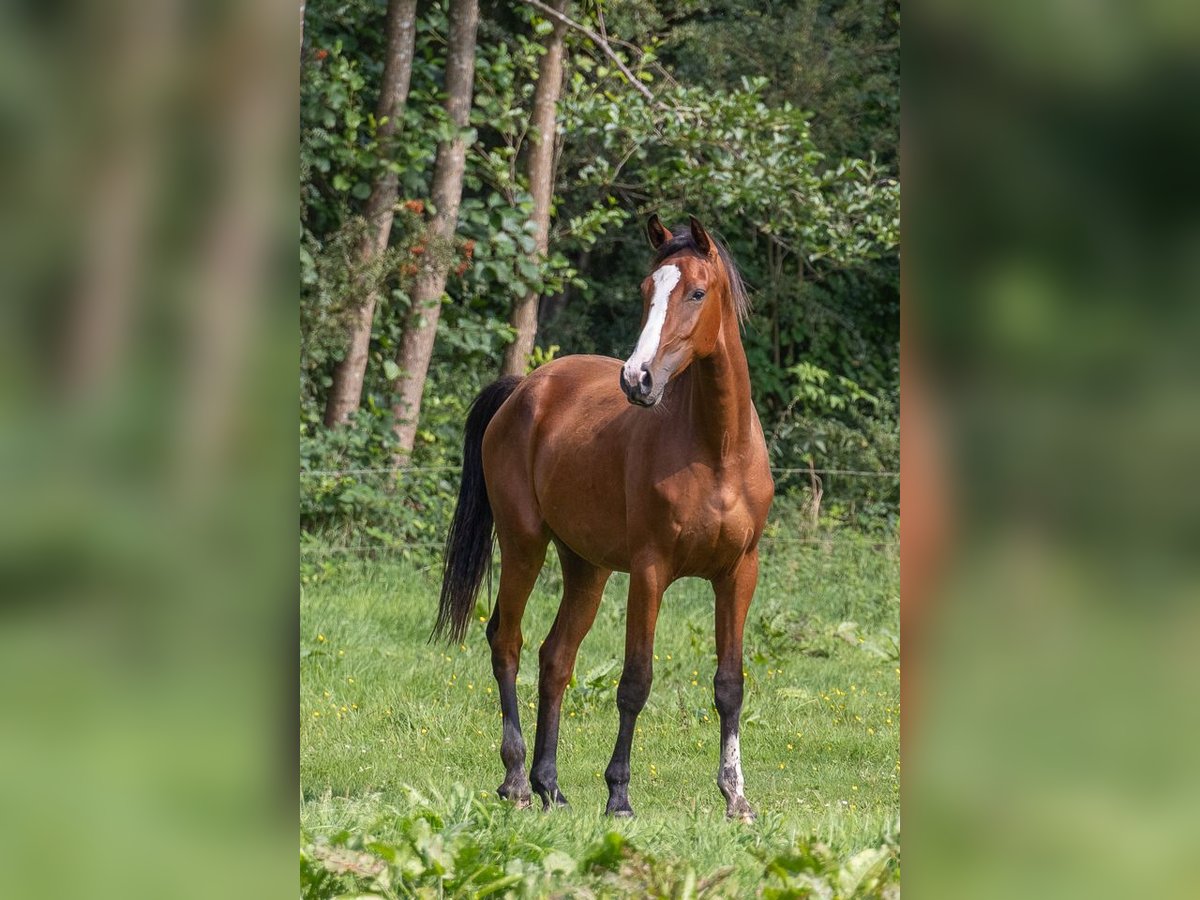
[
  {"x1": 501, "y1": 0, "x2": 568, "y2": 377},
  {"x1": 390, "y1": 0, "x2": 480, "y2": 459},
  {"x1": 322, "y1": 0, "x2": 418, "y2": 428}
]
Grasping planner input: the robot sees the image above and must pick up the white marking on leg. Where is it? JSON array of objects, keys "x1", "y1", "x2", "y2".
[
  {"x1": 719, "y1": 728, "x2": 745, "y2": 798},
  {"x1": 623, "y1": 264, "x2": 680, "y2": 382}
]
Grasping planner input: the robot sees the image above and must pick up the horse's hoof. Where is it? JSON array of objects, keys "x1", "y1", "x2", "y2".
[
  {"x1": 605, "y1": 806, "x2": 635, "y2": 819},
  {"x1": 725, "y1": 797, "x2": 756, "y2": 823},
  {"x1": 535, "y1": 789, "x2": 569, "y2": 810},
  {"x1": 497, "y1": 783, "x2": 532, "y2": 809}
]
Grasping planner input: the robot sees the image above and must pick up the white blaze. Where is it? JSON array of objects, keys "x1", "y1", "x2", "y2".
[{"x1": 623, "y1": 264, "x2": 680, "y2": 383}]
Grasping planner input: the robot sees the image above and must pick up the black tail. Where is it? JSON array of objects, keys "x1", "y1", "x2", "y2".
[{"x1": 433, "y1": 375, "x2": 522, "y2": 643}]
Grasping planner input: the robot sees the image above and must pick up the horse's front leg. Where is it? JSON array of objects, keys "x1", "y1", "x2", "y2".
[
  {"x1": 713, "y1": 550, "x2": 759, "y2": 821},
  {"x1": 604, "y1": 563, "x2": 665, "y2": 817}
]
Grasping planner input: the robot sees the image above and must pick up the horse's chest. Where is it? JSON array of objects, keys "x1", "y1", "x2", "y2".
[{"x1": 660, "y1": 481, "x2": 760, "y2": 570}]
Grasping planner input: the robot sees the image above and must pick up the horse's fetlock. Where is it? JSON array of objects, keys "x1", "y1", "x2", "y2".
[
  {"x1": 500, "y1": 733, "x2": 526, "y2": 770},
  {"x1": 530, "y1": 758, "x2": 555, "y2": 788},
  {"x1": 604, "y1": 760, "x2": 630, "y2": 787}
]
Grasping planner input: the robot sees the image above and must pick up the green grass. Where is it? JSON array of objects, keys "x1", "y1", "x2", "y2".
[{"x1": 300, "y1": 534, "x2": 899, "y2": 898}]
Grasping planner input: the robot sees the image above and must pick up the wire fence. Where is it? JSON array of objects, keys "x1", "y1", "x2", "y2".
[
  {"x1": 301, "y1": 465, "x2": 899, "y2": 479},
  {"x1": 301, "y1": 535, "x2": 898, "y2": 556},
  {"x1": 300, "y1": 465, "x2": 897, "y2": 557}
]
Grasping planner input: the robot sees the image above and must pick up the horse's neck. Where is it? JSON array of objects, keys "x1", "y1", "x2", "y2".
[{"x1": 684, "y1": 322, "x2": 756, "y2": 466}]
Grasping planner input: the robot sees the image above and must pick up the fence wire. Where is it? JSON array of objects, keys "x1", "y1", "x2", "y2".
[
  {"x1": 301, "y1": 536, "x2": 897, "y2": 556},
  {"x1": 301, "y1": 466, "x2": 898, "y2": 478},
  {"x1": 301, "y1": 465, "x2": 897, "y2": 557}
]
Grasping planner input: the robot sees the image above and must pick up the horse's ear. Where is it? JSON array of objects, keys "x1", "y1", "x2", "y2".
[
  {"x1": 646, "y1": 213, "x2": 672, "y2": 251},
  {"x1": 688, "y1": 215, "x2": 712, "y2": 256}
]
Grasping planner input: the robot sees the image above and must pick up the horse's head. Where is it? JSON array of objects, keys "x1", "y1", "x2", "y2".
[{"x1": 620, "y1": 213, "x2": 741, "y2": 407}]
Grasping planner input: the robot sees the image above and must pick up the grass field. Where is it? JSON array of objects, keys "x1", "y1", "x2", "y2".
[{"x1": 300, "y1": 533, "x2": 900, "y2": 898}]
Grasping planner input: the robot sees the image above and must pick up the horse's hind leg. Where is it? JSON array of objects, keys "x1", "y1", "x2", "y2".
[
  {"x1": 530, "y1": 543, "x2": 610, "y2": 808},
  {"x1": 486, "y1": 534, "x2": 548, "y2": 808}
]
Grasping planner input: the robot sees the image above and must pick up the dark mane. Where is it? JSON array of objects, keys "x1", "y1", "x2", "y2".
[{"x1": 652, "y1": 227, "x2": 751, "y2": 324}]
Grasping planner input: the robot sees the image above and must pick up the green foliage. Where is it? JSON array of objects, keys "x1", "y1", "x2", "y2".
[
  {"x1": 301, "y1": 812, "x2": 898, "y2": 899},
  {"x1": 767, "y1": 364, "x2": 898, "y2": 530},
  {"x1": 527, "y1": 342, "x2": 560, "y2": 371},
  {"x1": 606, "y1": 0, "x2": 900, "y2": 165},
  {"x1": 762, "y1": 834, "x2": 899, "y2": 899},
  {"x1": 300, "y1": 412, "x2": 459, "y2": 557},
  {"x1": 558, "y1": 77, "x2": 897, "y2": 267},
  {"x1": 299, "y1": 785, "x2": 580, "y2": 898}
]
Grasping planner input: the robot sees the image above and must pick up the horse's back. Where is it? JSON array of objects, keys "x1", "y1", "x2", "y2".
[{"x1": 487, "y1": 354, "x2": 626, "y2": 444}]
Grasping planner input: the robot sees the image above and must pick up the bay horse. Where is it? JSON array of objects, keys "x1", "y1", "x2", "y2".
[{"x1": 434, "y1": 214, "x2": 773, "y2": 820}]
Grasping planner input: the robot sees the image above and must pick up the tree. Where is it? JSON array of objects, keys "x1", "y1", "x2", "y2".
[
  {"x1": 500, "y1": 1, "x2": 568, "y2": 377},
  {"x1": 389, "y1": 0, "x2": 480, "y2": 459},
  {"x1": 323, "y1": 0, "x2": 418, "y2": 427}
]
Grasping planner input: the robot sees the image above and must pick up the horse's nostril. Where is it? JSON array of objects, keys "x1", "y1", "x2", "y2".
[{"x1": 639, "y1": 367, "x2": 653, "y2": 392}]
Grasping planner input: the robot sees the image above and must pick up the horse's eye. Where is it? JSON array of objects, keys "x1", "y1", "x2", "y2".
[{"x1": 690, "y1": 289, "x2": 706, "y2": 302}]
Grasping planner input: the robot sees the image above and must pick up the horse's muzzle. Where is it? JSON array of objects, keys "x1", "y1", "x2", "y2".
[{"x1": 620, "y1": 364, "x2": 657, "y2": 406}]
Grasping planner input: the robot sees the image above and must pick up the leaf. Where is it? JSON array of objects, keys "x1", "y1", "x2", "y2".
[
  {"x1": 834, "y1": 621, "x2": 860, "y2": 645},
  {"x1": 313, "y1": 845, "x2": 386, "y2": 877},
  {"x1": 776, "y1": 872, "x2": 834, "y2": 899},
  {"x1": 542, "y1": 849, "x2": 576, "y2": 875},
  {"x1": 581, "y1": 659, "x2": 618, "y2": 689},
  {"x1": 383, "y1": 359, "x2": 401, "y2": 381},
  {"x1": 474, "y1": 873, "x2": 523, "y2": 897},
  {"x1": 581, "y1": 831, "x2": 627, "y2": 871},
  {"x1": 680, "y1": 866, "x2": 697, "y2": 900},
  {"x1": 837, "y1": 846, "x2": 891, "y2": 896},
  {"x1": 414, "y1": 830, "x2": 454, "y2": 878}
]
